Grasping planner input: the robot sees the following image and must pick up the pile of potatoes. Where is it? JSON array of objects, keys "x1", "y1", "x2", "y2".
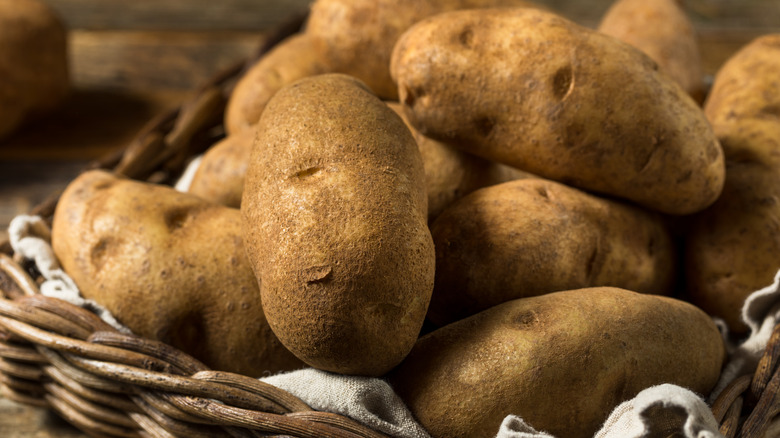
[{"x1": 50, "y1": 0, "x2": 780, "y2": 436}]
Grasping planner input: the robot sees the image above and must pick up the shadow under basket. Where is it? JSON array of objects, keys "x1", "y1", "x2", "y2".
[{"x1": 0, "y1": 12, "x2": 779, "y2": 438}]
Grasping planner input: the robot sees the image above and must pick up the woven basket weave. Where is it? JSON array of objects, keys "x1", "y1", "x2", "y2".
[{"x1": 0, "y1": 12, "x2": 778, "y2": 438}]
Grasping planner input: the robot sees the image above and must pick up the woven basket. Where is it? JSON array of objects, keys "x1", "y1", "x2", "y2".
[{"x1": 0, "y1": 12, "x2": 779, "y2": 438}]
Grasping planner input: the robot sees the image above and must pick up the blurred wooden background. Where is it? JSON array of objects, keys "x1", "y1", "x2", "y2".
[{"x1": 0, "y1": 0, "x2": 778, "y2": 436}]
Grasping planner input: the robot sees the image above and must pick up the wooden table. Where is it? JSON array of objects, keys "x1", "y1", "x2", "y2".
[{"x1": 0, "y1": 0, "x2": 778, "y2": 435}]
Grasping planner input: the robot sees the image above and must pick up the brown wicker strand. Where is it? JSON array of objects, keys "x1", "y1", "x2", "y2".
[
  {"x1": 37, "y1": 347, "x2": 133, "y2": 394},
  {"x1": 46, "y1": 392, "x2": 141, "y2": 438},
  {"x1": 751, "y1": 322, "x2": 780, "y2": 400},
  {"x1": 62, "y1": 355, "x2": 293, "y2": 413},
  {"x1": 287, "y1": 411, "x2": 392, "y2": 438},
  {"x1": 191, "y1": 370, "x2": 310, "y2": 413},
  {"x1": 719, "y1": 395, "x2": 743, "y2": 438},
  {"x1": 0, "y1": 371, "x2": 44, "y2": 394},
  {"x1": 44, "y1": 381, "x2": 138, "y2": 429},
  {"x1": 0, "y1": 299, "x2": 94, "y2": 340},
  {"x1": 741, "y1": 364, "x2": 780, "y2": 438},
  {"x1": 0, "y1": 253, "x2": 40, "y2": 298},
  {"x1": 21, "y1": 294, "x2": 121, "y2": 334},
  {"x1": 166, "y1": 394, "x2": 370, "y2": 438},
  {"x1": 114, "y1": 131, "x2": 168, "y2": 180},
  {"x1": 127, "y1": 411, "x2": 176, "y2": 438},
  {"x1": 0, "y1": 341, "x2": 45, "y2": 362},
  {"x1": 0, "y1": 313, "x2": 177, "y2": 373},
  {"x1": 0, "y1": 356, "x2": 45, "y2": 381},
  {"x1": 45, "y1": 365, "x2": 140, "y2": 413},
  {"x1": 137, "y1": 392, "x2": 217, "y2": 425},
  {"x1": 87, "y1": 332, "x2": 208, "y2": 376},
  {"x1": 1, "y1": 383, "x2": 49, "y2": 408},
  {"x1": 131, "y1": 395, "x2": 225, "y2": 438},
  {"x1": 712, "y1": 374, "x2": 752, "y2": 423}
]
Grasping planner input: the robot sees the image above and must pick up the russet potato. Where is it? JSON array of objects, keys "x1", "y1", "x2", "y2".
[
  {"x1": 428, "y1": 178, "x2": 676, "y2": 326},
  {"x1": 387, "y1": 102, "x2": 531, "y2": 222},
  {"x1": 391, "y1": 8, "x2": 724, "y2": 215},
  {"x1": 224, "y1": 34, "x2": 329, "y2": 134},
  {"x1": 52, "y1": 170, "x2": 303, "y2": 376},
  {"x1": 188, "y1": 129, "x2": 255, "y2": 208},
  {"x1": 686, "y1": 34, "x2": 780, "y2": 333},
  {"x1": 598, "y1": 0, "x2": 704, "y2": 101},
  {"x1": 241, "y1": 74, "x2": 434, "y2": 376},
  {"x1": 305, "y1": 0, "x2": 541, "y2": 100},
  {"x1": 0, "y1": 0, "x2": 69, "y2": 140},
  {"x1": 389, "y1": 287, "x2": 726, "y2": 438}
]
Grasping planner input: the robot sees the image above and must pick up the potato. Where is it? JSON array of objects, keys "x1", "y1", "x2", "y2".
[
  {"x1": 391, "y1": 8, "x2": 724, "y2": 215},
  {"x1": 224, "y1": 34, "x2": 329, "y2": 134},
  {"x1": 0, "y1": 0, "x2": 69, "y2": 140},
  {"x1": 305, "y1": 0, "x2": 541, "y2": 100},
  {"x1": 52, "y1": 170, "x2": 303, "y2": 376},
  {"x1": 704, "y1": 34, "x2": 780, "y2": 162},
  {"x1": 598, "y1": 0, "x2": 705, "y2": 101},
  {"x1": 387, "y1": 102, "x2": 531, "y2": 222},
  {"x1": 686, "y1": 35, "x2": 780, "y2": 333},
  {"x1": 241, "y1": 74, "x2": 434, "y2": 376},
  {"x1": 428, "y1": 178, "x2": 676, "y2": 326},
  {"x1": 686, "y1": 161, "x2": 780, "y2": 334},
  {"x1": 188, "y1": 129, "x2": 254, "y2": 208},
  {"x1": 388, "y1": 287, "x2": 726, "y2": 438}
]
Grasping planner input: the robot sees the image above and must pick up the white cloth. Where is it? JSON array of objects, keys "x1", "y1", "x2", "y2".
[
  {"x1": 8, "y1": 215, "x2": 131, "y2": 333},
  {"x1": 709, "y1": 269, "x2": 780, "y2": 401},
  {"x1": 496, "y1": 416, "x2": 556, "y2": 437},
  {"x1": 592, "y1": 385, "x2": 722, "y2": 438},
  {"x1": 261, "y1": 368, "x2": 431, "y2": 438},
  {"x1": 174, "y1": 155, "x2": 203, "y2": 192},
  {"x1": 498, "y1": 385, "x2": 722, "y2": 438},
  {"x1": 263, "y1": 370, "x2": 724, "y2": 438}
]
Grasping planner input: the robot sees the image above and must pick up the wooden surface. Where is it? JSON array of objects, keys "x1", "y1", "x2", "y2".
[
  {"x1": 39, "y1": 0, "x2": 780, "y2": 31},
  {"x1": 0, "y1": 398, "x2": 84, "y2": 437},
  {"x1": 0, "y1": 0, "x2": 778, "y2": 435}
]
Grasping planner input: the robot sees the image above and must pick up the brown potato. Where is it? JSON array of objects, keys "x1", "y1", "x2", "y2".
[
  {"x1": 704, "y1": 34, "x2": 780, "y2": 163},
  {"x1": 305, "y1": 0, "x2": 541, "y2": 100},
  {"x1": 686, "y1": 160, "x2": 780, "y2": 334},
  {"x1": 188, "y1": 129, "x2": 255, "y2": 208},
  {"x1": 387, "y1": 102, "x2": 531, "y2": 222},
  {"x1": 598, "y1": 0, "x2": 705, "y2": 101},
  {"x1": 52, "y1": 170, "x2": 303, "y2": 376},
  {"x1": 0, "y1": 0, "x2": 69, "y2": 140},
  {"x1": 391, "y1": 8, "x2": 724, "y2": 215},
  {"x1": 224, "y1": 34, "x2": 330, "y2": 134},
  {"x1": 389, "y1": 287, "x2": 726, "y2": 438},
  {"x1": 686, "y1": 35, "x2": 780, "y2": 333},
  {"x1": 428, "y1": 178, "x2": 676, "y2": 326},
  {"x1": 241, "y1": 74, "x2": 434, "y2": 376}
]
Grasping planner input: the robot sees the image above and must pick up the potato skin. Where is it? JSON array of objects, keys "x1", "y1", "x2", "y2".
[
  {"x1": 429, "y1": 178, "x2": 676, "y2": 326},
  {"x1": 391, "y1": 8, "x2": 724, "y2": 215},
  {"x1": 224, "y1": 34, "x2": 330, "y2": 134},
  {"x1": 686, "y1": 35, "x2": 780, "y2": 333},
  {"x1": 0, "y1": 0, "x2": 69, "y2": 140},
  {"x1": 241, "y1": 74, "x2": 434, "y2": 376},
  {"x1": 704, "y1": 34, "x2": 780, "y2": 164},
  {"x1": 387, "y1": 102, "x2": 530, "y2": 222},
  {"x1": 305, "y1": 0, "x2": 540, "y2": 100},
  {"x1": 686, "y1": 162, "x2": 780, "y2": 333},
  {"x1": 188, "y1": 129, "x2": 254, "y2": 208},
  {"x1": 598, "y1": 0, "x2": 704, "y2": 101},
  {"x1": 52, "y1": 170, "x2": 303, "y2": 376},
  {"x1": 389, "y1": 287, "x2": 726, "y2": 438}
]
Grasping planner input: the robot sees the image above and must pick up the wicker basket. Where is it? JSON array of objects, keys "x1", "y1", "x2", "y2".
[{"x1": 0, "y1": 12, "x2": 778, "y2": 438}]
